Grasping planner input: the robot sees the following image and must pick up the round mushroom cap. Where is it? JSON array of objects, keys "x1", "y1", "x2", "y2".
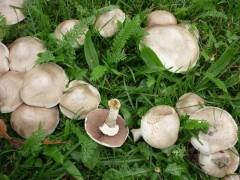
[
  {"x1": 176, "y1": 92, "x2": 204, "y2": 116},
  {"x1": 0, "y1": 42, "x2": 9, "y2": 76},
  {"x1": 9, "y1": 36, "x2": 46, "y2": 72},
  {"x1": 225, "y1": 175, "x2": 240, "y2": 180},
  {"x1": 190, "y1": 107, "x2": 238, "y2": 154},
  {"x1": 95, "y1": 8, "x2": 125, "y2": 38},
  {"x1": 0, "y1": 0, "x2": 25, "y2": 25},
  {"x1": 199, "y1": 148, "x2": 239, "y2": 178},
  {"x1": 11, "y1": 104, "x2": 59, "y2": 138},
  {"x1": 85, "y1": 109, "x2": 129, "y2": 148},
  {"x1": 147, "y1": 10, "x2": 177, "y2": 27},
  {"x1": 141, "y1": 25, "x2": 199, "y2": 73},
  {"x1": 21, "y1": 63, "x2": 69, "y2": 108},
  {"x1": 141, "y1": 105, "x2": 180, "y2": 149},
  {"x1": 60, "y1": 80, "x2": 101, "y2": 119},
  {"x1": 0, "y1": 71, "x2": 24, "y2": 113}
]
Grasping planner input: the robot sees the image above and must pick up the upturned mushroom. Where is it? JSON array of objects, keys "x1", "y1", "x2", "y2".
[
  {"x1": 199, "y1": 148, "x2": 239, "y2": 178},
  {"x1": 225, "y1": 175, "x2": 240, "y2": 180},
  {"x1": 131, "y1": 105, "x2": 180, "y2": 149},
  {"x1": 11, "y1": 104, "x2": 59, "y2": 138},
  {"x1": 141, "y1": 25, "x2": 199, "y2": 73},
  {"x1": 0, "y1": 42, "x2": 9, "y2": 76},
  {"x1": 176, "y1": 92, "x2": 204, "y2": 116},
  {"x1": 85, "y1": 99, "x2": 129, "y2": 147},
  {"x1": 21, "y1": 63, "x2": 69, "y2": 108},
  {"x1": 190, "y1": 107, "x2": 238, "y2": 154},
  {"x1": 0, "y1": 71, "x2": 24, "y2": 113},
  {"x1": 59, "y1": 80, "x2": 101, "y2": 119},
  {"x1": 95, "y1": 8, "x2": 125, "y2": 38},
  {"x1": 0, "y1": 0, "x2": 25, "y2": 25},
  {"x1": 9, "y1": 36, "x2": 46, "y2": 72},
  {"x1": 147, "y1": 10, "x2": 177, "y2": 27}
]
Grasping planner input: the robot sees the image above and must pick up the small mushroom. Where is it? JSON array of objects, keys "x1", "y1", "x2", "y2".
[
  {"x1": 190, "y1": 107, "x2": 238, "y2": 154},
  {"x1": 95, "y1": 8, "x2": 125, "y2": 38},
  {"x1": 199, "y1": 148, "x2": 239, "y2": 178},
  {"x1": 224, "y1": 175, "x2": 240, "y2": 180},
  {"x1": 11, "y1": 104, "x2": 59, "y2": 138},
  {"x1": 21, "y1": 63, "x2": 69, "y2": 108},
  {"x1": 147, "y1": 10, "x2": 177, "y2": 27},
  {"x1": 59, "y1": 80, "x2": 101, "y2": 119},
  {"x1": 85, "y1": 99, "x2": 129, "y2": 147},
  {"x1": 131, "y1": 105, "x2": 180, "y2": 149},
  {"x1": 141, "y1": 25, "x2": 199, "y2": 73},
  {"x1": 176, "y1": 92, "x2": 204, "y2": 116},
  {"x1": 0, "y1": 71, "x2": 24, "y2": 113},
  {"x1": 0, "y1": 0, "x2": 25, "y2": 25},
  {"x1": 9, "y1": 36, "x2": 46, "y2": 72},
  {"x1": 0, "y1": 42, "x2": 9, "y2": 76}
]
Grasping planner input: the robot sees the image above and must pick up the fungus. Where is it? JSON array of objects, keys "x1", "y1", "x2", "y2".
[
  {"x1": 0, "y1": 42, "x2": 9, "y2": 76},
  {"x1": 147, "y1": 10, "x2": 177, "y2": 27}
]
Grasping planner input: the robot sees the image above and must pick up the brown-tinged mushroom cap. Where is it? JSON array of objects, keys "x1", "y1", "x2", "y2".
[
  {"x1": 0, "y1": 42, "x2": 9, "y2": 76},
  {"x1": 21, "y1": 63, "x2": 69, "y2": 108},
  {"x1": 190, "y1": 107, "x2": 238, "y2": 154},
  {"x1": 0, "y1": 71, "x2": 24, "y2": 113},
  {"x1": 9, "y1": 36, "x2": 46, "y2": 72},
  {"x1": 147, "y1": 10, "x2": 177, "y2": 27},
  {"x1": 11, "y1": 104, "x2": 59, "y2": 138},
  {"x1": 85, "y1": 109, "x2": 129, "y2": 148}
]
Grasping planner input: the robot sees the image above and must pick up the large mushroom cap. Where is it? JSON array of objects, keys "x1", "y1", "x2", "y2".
[
  {"x1": 141, "y1": 25, "x2": 199, "y2": 73},
  {"x1": 9, "y1": 36, "x2": 46, "y2": 72},
  {"x1": 0, "y1": 71, "x2": 24, "y2": 113},
  {"x1": 95, "y1": 8, "x2": 125, "y2": 38},
  {"x1": 0, "y1": 0, "x2": 25, "y2": 25},
  {"x1": 21, "y1": 63, "x2": 69, "y2": 108},
  {"x1": 11, "y1": 104, "x2": 59, "y2": 138},
  {"x1": 60, "y1": 80, "x2": 101, "y2": 119},
  {"x1": 190, "y1": 107, "x2": 238, "y2": 154},
  {"x1": 0, "y1": 42, "x2": 9, "y2": 76},
  {"x1": 85, "y1": 109, "x2": 129, "y2": 148},
  {"x1": 199, "y1": 148, "x2": 239, "y2": 178},
  {"x1": 147, "y1": 10, "x2": 177, "y2": 27}
]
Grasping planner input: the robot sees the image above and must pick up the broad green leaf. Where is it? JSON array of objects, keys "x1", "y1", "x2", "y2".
[
  {"x1": 43, "y1": 146, "x2": 64, "y2": 164},
  {"x1": 165, "y1": 163, "x2": 183, "y2": 176},
  {"x1": 90, "y1": 65, "x2": 108, "y2": 81},
  {"x1": 63, "y1": 160, "x2": 83, "y2": 180}
]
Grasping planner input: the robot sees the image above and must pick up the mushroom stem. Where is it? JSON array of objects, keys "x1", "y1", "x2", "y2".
[{"x1": 131, "y1": 128, "x2": 142, "y2": 142}]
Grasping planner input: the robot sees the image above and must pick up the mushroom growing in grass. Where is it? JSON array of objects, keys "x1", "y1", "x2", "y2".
[
  {"x1": 0, "y1": 71, "x2": 24, "y2": 113},
  {"x1": 85, "y1": 99, "x2": 129, "y2": 147},
  {"x1": 0, "y1": 0, "x2": 25, "y2": 25},
  {"x1": 59, "y1": 80, "x2": 101, "y2": 119},
  {"x1": 11, "y1": 104, "x2": 59, "y2": 138},
  {"x1": 0, "y1": 42, "x2": 9, "y2": 76},
  {"x1": 179, "y1": 23, "x2": 200, "y2": 41},
  {"x1": 9, "y1": 36, "x2": 46, "y2": 72},
  {"x1": 131, "y1": 105, "x2": 180, "y2": 149},
  {"x1": 199, "y1": 148, "x2": 239, "y2": 178},
  {"x1": 176, "y1": 92, "x2": 204, "y2": 116},
  {"x1": 141, "y1": 25, "x2": 199, "y2": 73},
  {"x1": 225, "y1": 175, "x2": 240, "y2": 180},
  {"x1": 147, "y1": 10, "x2": 177, "y2": 27},
  {"x1": 190, "y1": 107, "x2": 238, "y2": 154},
  {"x1": 21, "y1": 63, "x2": 69, "y2": 108},
  {"x1": 95, "y1": 8, "x2": 125, "y2": 38}
]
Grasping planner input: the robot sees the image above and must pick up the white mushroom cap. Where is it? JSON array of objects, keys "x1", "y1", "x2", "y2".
[
  {"x1": 225, "y1": 175, "x2": 240, "y2": 180},
  {"x1": 11, "y1": 104, "x2": 59, "y2": 138},
  {"x1": 147, "y1": 10, "x2": 177, "y2": 27},
  {"x1": 21, "y1": 63, "x2": 69, "y2": 108},
  {"x1": 0, "y1": 71, "x2": 24, "y2": 113},
  {"x1": 0, "y1": 0, "x2": 25, "y2": 25},
  {"x1": 59, "y1": 80, "x2": 101, "y2": 119},
  {"x1": 0, "y1": 42, "x2": 9, "y2": 76},
  {"x1": 179, "y1": 23, "x2": 200, "y2": 41},
  {"x1": 176, "y1": 92, "x2": 204, "y2": 116},
  {"x1": 190, "y1": 107, "x2": 238, "y2": 154},
  {"x1": 141, "y1": 25, "x2": 199, "y2": 73},
  {"x1": 95, "y1": 8, "x2": 125, "y2": 38},
  {"x1": 199, "y1": 148, "x2": 239, "y2": 178},
  {"x1": 9, "y1": 36, "x2": 46, "y2": 72}
]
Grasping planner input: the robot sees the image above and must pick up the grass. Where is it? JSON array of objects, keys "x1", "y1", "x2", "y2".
[{"x1": 0, "y1": 0, "x2": 239, "y2": 179}]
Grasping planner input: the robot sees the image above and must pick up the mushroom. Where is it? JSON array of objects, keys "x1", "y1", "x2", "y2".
[
  {"x1": 59, "y1": 80, "x2": 101, "y2": 119},
  {"x1": 0, "y1": 0, "x2": 25, "y2": 25},
  {"x1": 179, "y1": 23, "x2": 200, "y2": 41},
  {"x1": 147, "y1": 10, "x2": 177, "y2": 27},
  {"x1": 21, "y1": 63, "x2": 69, "y2": 108},
  {"x1": 0, "y1": 71, "x2": 24, "y2": 113},
  {"x1": 225, "y1": 175, "x2": 240, "y2": 180},
  {"x1": 141, "y1": 25, "x2": 199, "y2": 73},
  {"x1": 176, "y1": 92, "x2": 204, "y2": 116},
  {"x1": 190, "y1": 107, "x2": 238, "y2": 154},
  {"x1": 199, "y1": 148, "x2": 239, "y2": 178},
  {"x1": 0, "y1": 42, "x2": 9, "y2": 76},
  {"x1": 11, "y1": 104, "x2": 59, "y2": 138},
  {"x1": 95, "y1": 8, "x2": 125, "y2": 38},
  {"x1": 131, "y1": 105, "x2": 180, "y2": 149},
  {"x1": 9, "y1": 36, "x2": 46, "y2": 72},
  {"x1": 85, "y1": 99, "x2": 129, "y2": 147}
]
